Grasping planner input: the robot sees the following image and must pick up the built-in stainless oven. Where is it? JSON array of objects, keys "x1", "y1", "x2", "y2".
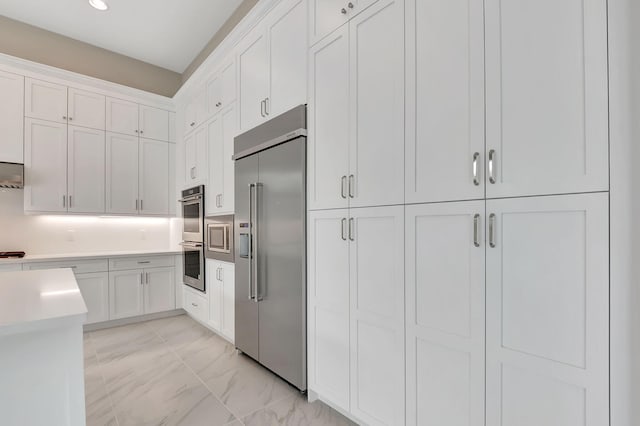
[
  {"x1": 180, "y1": 185, "x2": 204, "y2": 243},
  {"x1": 180, "y1": 185, "x2": 206, "y2": 292},
  {"x1": 205, "y1": 215, "x2": 234, "y2": 263}
]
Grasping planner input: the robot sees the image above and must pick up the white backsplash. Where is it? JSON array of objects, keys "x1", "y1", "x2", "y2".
[{"x1": 0, "y1": 189, "x2": 180, "y2": 255}]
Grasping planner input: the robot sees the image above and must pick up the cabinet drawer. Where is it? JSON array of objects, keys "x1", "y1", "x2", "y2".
[
  {"x1": 25, "y1": 259, "x2": 108, "y2": 274},
  {"x1": 183, "y1": 289, "x2": 208, "y2": 323},
  {"x1": 109, "y1": 255, "x2": 175, "y2": 271}
]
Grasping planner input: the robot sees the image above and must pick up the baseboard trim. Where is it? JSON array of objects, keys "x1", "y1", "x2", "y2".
[{"x1": 83, "y1": 309, "x2": 186, "y2": 332}]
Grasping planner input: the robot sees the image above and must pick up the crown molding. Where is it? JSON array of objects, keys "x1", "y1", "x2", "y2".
[{"x1": 0, "y1": 52, "x2": 175, "y2": 110}]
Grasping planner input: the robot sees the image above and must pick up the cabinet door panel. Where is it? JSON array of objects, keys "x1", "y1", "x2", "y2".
[
  {"x1": 207, "y1": 259, "x2": 223, "y2": 331},
  {"x1": 349, "y1": 0, "x2": 404, "y2": 208},
  {"x1": 309, "y1": 0, "x2": 349, "y2": 45},
  {"x1": 24, "y1": 118, "x2": 67, "y2": 212},
  {"x1": 485, "y1": 0, "x2": 608, "y2": 198},
  {"x1": 144, "y1": 267, "x2": 175, "y2": 314},
  {"x1": 238, "y1": 28, "x2": 268, "y2": 131},
  {"x1": 106, "y1": 132, "x2": 139, "y2": 214},
  {"x1": 486, "y1": 193, "x2": 609, "y2": 426},
  {"x1": 206, "y1": 117, "x2": 223, "y2": 215},
  {"x1": 308, "y1": 25, "x2": 350, "y2": 210},
  {"x1": 349, "y1": 206, "x2": 404, "y2": 426},
  {"x1": 207, "y1": 75, "x2": 222, "y2": 116},
  {"x1": 139, "y1": 105, "x2": 169, "y2": 141},
  {"x1": 221, "y1": 60, "x2": 236, "y2": 107},
  {"x1": 221, "y1": 106, "x2": 236, "y2": 213},
  {"x1": 405, "y1": 201, "x2": 485, "y2": 426},
  {"x1": 106, "y1": 97, "x2": 139, "y2": 136},
  {"x1": 185, "y1": 125, "x2": 208, "y2": 185},
  {"x1": 68, "y1": 88, "x2": 105, "y2": 130},
  {"x1": 139, "y1": 138, "x2": 169, "y2": 215},
  {"x1": 68, "y1": 126, "x2": 105, "y2": 213},
  {"x1": 267, "y1": 0, "x2": 307, "y2": 117},
  {"x1": 25, "y1": 78, "x2": 67, "y2": 124},
  {"x1": 221, "y1": 262, "x2": 235, "y2": 341},
  {"x1": 308, "y1": 209, "x2": 350, "y2": 411},
  {"x1": 109, "y1": 270, "x2": 144, "y2": 319},
  {"x1": 76, "y1": 272, "x2": 109, "y2": 324},
  {"x1": 0, "y1": 71, "x2": 24, "y2": 163},
  {"x1": 406, "y1": 0, "x2": 485, "y2": 204}
]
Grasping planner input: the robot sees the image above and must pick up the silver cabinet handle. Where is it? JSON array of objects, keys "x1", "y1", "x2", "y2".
[
  {"x1": 140, "y1": 272, "x2": 144, "y2": 285},
  {"x1": 190, "y1": 166, "x2": 196, "y2": 179},
  {"x1": 146, "y1": 272, "x2": 150, "y2": 284},
  {"x1": 191, "y1": 302, "x2": 198, "y2": 307},
  {"x1": 69, "y1": 195, "x2": 72, "y2": 208},
  {"x1": 265, "y1": 97, "x2": 270, "y2": 116},
  {"x1": 489, "y1": 213, "x2": 496, "y2": 248},
  {"x1": 348, "y1": 217, "x2": 355, "y2": 241},
  {"x1": 341, "y1": 7, "x2": 347, "y2": 13},
  {"x1": 140, "y1": 199, "x2": 143, "y2": 211},
  {"x1": 135, "y1": 129, "x2": 139, "y2": 133},
  {"x1": 348, "y1": 175, "x2": 355, "y2": 198},
  {"x1": 136, "y1": 199, "x2": 139, "y2": 211},
  {"x1": 341, "y1": 218, "x2": 347, "y2": 241},
  {"x1": 62, "y1": 195, "x2": 66, "y2": 208},
  {"x1": 260, "y1": 100, "x2": 265, "y2": 118},
  {"x1": 488, "y1": 149, "x2": 497, "y2": 184},
  {"x1": 137, "y1": 261, "x2": 151, "y2": 264},
  {"x1": 341, "y1": 176, "x2": 347, "y2": 199},
  {"x1": 216, "y1": 267, "x2": 220, "y2": 281},
  {"x1": 473, "y1": 214, "x2": 480, "y2": 247},
  {"x1": 62, "y1": 116, "x2": 67, "y2": 120},
  {"x1": 472, "y1": 152, "x2": 480, "y2": 186}
]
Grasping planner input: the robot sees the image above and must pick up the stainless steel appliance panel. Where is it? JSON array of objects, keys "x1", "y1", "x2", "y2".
[
  {"x1": 256, "y1": 137, "x2": 306, "y2": 390},
  {"x1": 181, "y1": 186, "x2": 204, "y2": 243},
  {"x1": 205, "y1": 215, "x2": 235, "y2": 263},
  {"x1": 182, "y1": 241, "x2": 205, "y2": 291},
  {"x1": 234, "y1": 154, "x2": 260, "y2": 361}
]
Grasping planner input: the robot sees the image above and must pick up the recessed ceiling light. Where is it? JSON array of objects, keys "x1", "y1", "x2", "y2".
[{"x1": 89, "y1": 0, "x2": 109, "y2": 11}]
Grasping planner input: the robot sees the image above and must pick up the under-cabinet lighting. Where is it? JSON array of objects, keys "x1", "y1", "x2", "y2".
[
  {"x1": 89, "y1": 0, "x2": 109, "y2": 11},
  {"x1": 41, "y1": 289, "x2": 80, "y2": 297}
]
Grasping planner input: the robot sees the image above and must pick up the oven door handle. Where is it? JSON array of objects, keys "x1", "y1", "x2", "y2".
[
  {"x1": 180, "y1": 242, "x2": 203, "y2": 248},
  {"x1": 179, "y1": 195, "x2": 202, "y2": 203}
]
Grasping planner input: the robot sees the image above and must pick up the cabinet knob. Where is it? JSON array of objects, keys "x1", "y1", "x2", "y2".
[
  {"x1": 341, "y1": 7, "x2": 347, "y2": 14},
  {"x1": 68, "y1": 117, "x2": 73, "y2": 121},
  {"x1": 190, "y1": 122, "x2": 196, "y2": 127},
  {"x1": 62, "y1": 116, "x2": 67, "y2": 120},
  {"x1": 135, "y1": 129, "x2": 139, "y2": 133},
  {"x1": 348, "y1": 2, "x2": 354, "y2": 8},
  {"x1": 140, "y1": 130, "x2": 144, "y2": 134}
]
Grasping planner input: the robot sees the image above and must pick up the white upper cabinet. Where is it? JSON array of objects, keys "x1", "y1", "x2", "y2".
[
  {"x1": 185, "y1": 124, "x2": 208, "y2": 185},
  {"x1": 207, "y1": 106, "x2": 236, "y2": 215},
  {"x1": 67, "y1": 88, "x2": 105, "y2": 130},
  {"x1": 206, "y1": 74, "x2": 222, "y2": 117},
  {"x1": 308, "y1": 25, "x2": 350, "y2": 211},
  {"x1": 24, "y1": 118, "x2": 67, "y2": 213},
  {"x1": 139, "y1": 138, "x2": 169, "y2": 215},
  {"x1": 220, "y1": 59, "x2": 236, "y2": 107},
  {"x1": 0, "y1": 70, "x2": 24, "y2": 163},
  {"x1": 184, "y1": 91, "x2": 207, "y2": 134},
  {"x1": 139, "y1": 105, "x2": 169, "y2": 142},
  {"x1": 485, "y1": 0, "x2": 609, "y2": 198},
  {"x1": 266, "y1": 0, "x2": 308, "y2": 117},
  {"x1": 405, "y1": 201, "x2": 485, "y2": 426},
  {"x1": 25, "y1": 78, "x2": 68, "y2": 124},
  {"x1": 237, "y1": 0, "x2": 308, "y2": 132},
  {"x1": 309, "y1": 0, "x2": 378, "y2": 46},
  {"x1": 67, "y1": 126, "x2": 105, "y2": 214},
  {"x1": 106, "y1": 132, "x2": 139, "y2": 214},
  {"x1": 405, "y1": 0, "x2": 485, "y2": 204},
  {"x1": 348, "y1": 0, "x2": 404, "y2": 208},
  {"x1": 238, "y1": 26, "x2": 269, "y2": 132},
  {"x1": 486, "y1": 193, "x2": 609, "y2": 426},
  {"x1": 106, "y1": 97, "x2": 139, "y2": 136}
]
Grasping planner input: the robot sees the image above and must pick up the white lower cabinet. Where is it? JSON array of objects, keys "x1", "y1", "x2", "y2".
[
  {"x1": 206, "y1": 259, "x2": 235, "y2": 342},
  {"x1": 110, "y1": 266, "x2": 176, "y2": 320},
  {"x1": 109, "y1": 270, "x2": 144, "y2": 320},
  {"x1": 184, "y1": 288, "x2": 208, "y2": 323},
  {"x1": 76, "y1": 272, "x2": 109, "y2": 324},
  {"x1": 485, "y1": 193, "x2": 609, "y2": 425},
  {"x1": 308, "y1": 205, "x2": 405, "y2": 426},
  {"x1": 405, "y1": 201, "x2": 485, "y2": 426}
]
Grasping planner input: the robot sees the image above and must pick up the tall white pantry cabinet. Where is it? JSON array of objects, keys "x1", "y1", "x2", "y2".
[{"x1": 308, "y1": 0, "x2": 611, "y2": 425}]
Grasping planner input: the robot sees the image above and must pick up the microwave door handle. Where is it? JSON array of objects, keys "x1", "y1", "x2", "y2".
[{"x1": 248, "y1": 183, "x2": 255, "y2": 300}]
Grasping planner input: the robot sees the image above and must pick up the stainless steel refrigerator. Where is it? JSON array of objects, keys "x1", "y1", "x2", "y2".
[{"x1": 233, "y1": 105, "x2": 307, "y2": 391}]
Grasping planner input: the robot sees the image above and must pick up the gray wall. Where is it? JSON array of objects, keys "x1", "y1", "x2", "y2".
[{"x1": 0, "y1": 15, "x2": 182, "y2": 97}]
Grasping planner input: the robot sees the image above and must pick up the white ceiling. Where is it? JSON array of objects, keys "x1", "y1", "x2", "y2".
[{"x1": 0, "y1": 0, "x2": 244, "y2": 73}]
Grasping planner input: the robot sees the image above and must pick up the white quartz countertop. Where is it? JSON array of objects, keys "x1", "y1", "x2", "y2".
[
  {"x1": 0, "y1": 269, "x2": 88, "y2": 337},
  {"x1": 0, "y1": 248, "x2": 182, "y2": 265}
]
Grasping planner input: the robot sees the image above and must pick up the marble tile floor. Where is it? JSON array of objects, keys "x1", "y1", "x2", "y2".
[{"x1": 84, "y1": 314, "x2": 355, "y2": 426}]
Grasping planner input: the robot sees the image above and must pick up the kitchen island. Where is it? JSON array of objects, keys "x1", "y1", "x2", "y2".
[{"x1": 0, "y1": 268, "x2": 87, "y2": 426}]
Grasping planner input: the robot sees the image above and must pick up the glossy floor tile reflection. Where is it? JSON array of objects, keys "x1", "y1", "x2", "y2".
[{"x1": 84, "y1": 314, "x2": 355, "y2": 426}]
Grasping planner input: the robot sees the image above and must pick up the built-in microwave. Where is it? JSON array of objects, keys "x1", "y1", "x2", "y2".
[{"x1": 205, "y1": 215, "x2": 234, "y2": 263}]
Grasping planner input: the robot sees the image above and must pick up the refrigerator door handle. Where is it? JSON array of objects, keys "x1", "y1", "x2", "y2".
[
  {"x1": 253, "y1": 182, "x2": 263, "y2": 302},
  {"x1": 248, "y1": 183, "x2": 255, "y2": 300}
]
